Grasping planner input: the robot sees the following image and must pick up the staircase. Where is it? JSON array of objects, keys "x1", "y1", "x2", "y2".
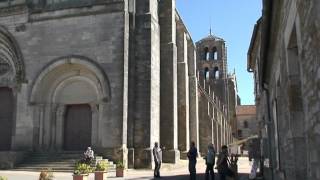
[{"x1": 14, "y1": 151, "x2": 116, "y2": 172}]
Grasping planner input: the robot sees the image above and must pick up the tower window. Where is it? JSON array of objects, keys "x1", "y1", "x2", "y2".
[
  {"x1": 204, "y1": 47, "x2": 210, "y2": 61},
  {"x1": 211, "y1": 47, "x2": 218, "y2": 60},
  {"x1": 213, "y1": 67, "x2": 219, "y2": 79},
  {"x1": 204, "y1": 67, "x2": 210, "y2": 80}
]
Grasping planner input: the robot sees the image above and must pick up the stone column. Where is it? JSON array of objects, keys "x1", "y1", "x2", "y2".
[
  {"x1": 218, "y1": 112, "x2": 222, "y2": 150},
  {"x1": 188, "y1": 41, "x2": 199, "y2": 151},
  {"x1": 159, "y1": 0, "x2": 180, "y2": 163},
  {"x1": 127, "y1": 0, "x2": 136, "y2": 169},
  {"x1": 54, "y1": 104, "x2": 65, "y2": 150},
  {"x1": 199, "y1": 79, "x2": 212, "y2": 155},
  {"x1": 131, "y1": 0, "x2": 160, "y2": 168},
  {"x1": 216, "y1": 121, "x2": 220, "y2": 152},
  {"x1": 176, "y1": 21, "x2": 189, "y2": 159},
  {"x1": 221, "y1": 116, "x2": 224, "y2": 146},
  {"x1": 12, "y1": 83, "x2": 33, "y2": 150}
]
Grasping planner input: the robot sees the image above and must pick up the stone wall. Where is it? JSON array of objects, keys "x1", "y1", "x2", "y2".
[
  {"x1": 0, "y1": 0, "x2": 129, "y2": 164},
  {"x1": 248, "y1": 0, "x2": 320, "y2": 179}
]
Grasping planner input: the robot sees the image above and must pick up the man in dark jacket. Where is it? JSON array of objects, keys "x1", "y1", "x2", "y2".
[{"x1": 187, "y1": 141, "x2": 198, "y2": 180}]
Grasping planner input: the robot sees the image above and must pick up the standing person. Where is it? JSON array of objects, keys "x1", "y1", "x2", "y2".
[
  {"x1": 248, "y1": 138, "x2": 260, "y2": 179},
  {"x1": 216, "y1": 145, "x2": 233, "y2": 180},
  {"x1": 187, "y1": 141, "x2": 198, "y2": 180},
  {"x1": 153, "y1": 142, "x2": 162, "y2": 178},
  {"x1": 204, "y1": 143, "x2": 216, "y2": 180}
]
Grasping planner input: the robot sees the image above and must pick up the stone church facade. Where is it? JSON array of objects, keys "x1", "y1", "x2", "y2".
[
  {"x1": 0, "y1": 0, "x2": 236, "y2": 169},
  {"x1": 248, "y1": 0, "x2": 320, "y2": 179}
]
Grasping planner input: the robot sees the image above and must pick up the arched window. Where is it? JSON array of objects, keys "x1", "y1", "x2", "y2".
[
  {"x1": 204, "y1": 47, "x2": 210, "y2": 61},
  {"x1": 210, "y1": 47, "x2": 218, "y2": 60},
  {"x1": 211, "y1": 47, "x2": 218, "y2": 60},
  {"x1": 244, "y1": 121, "x2": 248, "y2": 128},
  {"x1": 204, "y1": 67, "x2": 210, "y2": 80},
  {"x1": 237, "y1": 130, "x2": 242, "y2": 138},
  {"x1": 213, "y1": 67, "x2": 219, "y2": 79}
]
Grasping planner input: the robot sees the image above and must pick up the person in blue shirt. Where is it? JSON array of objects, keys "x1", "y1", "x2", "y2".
[
  {"x1": 187, "y1": 141, "x2": 198, "y2": 180},
  {"x1": 204, "y1": 143, "x2": 216, "y2": 180}
]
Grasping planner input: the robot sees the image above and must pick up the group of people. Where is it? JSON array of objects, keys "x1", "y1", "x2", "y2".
[
  {"x1": 83, "y1": 144, "x2": 235, "y2": 179},
  {"x1": 152, "y1": 142, "x2": 235, "y2": 180}
]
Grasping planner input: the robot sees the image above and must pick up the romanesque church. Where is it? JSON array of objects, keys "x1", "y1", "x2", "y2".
[{"x1": 0, "y1": 0, "x2": 238, "y2": 169}]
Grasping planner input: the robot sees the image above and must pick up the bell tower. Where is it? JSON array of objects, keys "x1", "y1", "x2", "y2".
[
  {"x1": 196, "y1": 33, "x2": 227, "y2": 81},
  {"x1": 196, "y1": 32, "x2": 228, "y2": 104}
]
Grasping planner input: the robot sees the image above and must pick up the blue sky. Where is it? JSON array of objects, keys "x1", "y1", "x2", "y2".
[{"x1": 176, "y1": 0, "x2": 262, "y2": 105}]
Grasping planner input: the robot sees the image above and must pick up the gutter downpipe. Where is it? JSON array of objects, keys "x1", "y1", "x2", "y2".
[
  {"x1": 261, "y1": 0, "x2": 274, "y2": 179},
  {"x1": 262, "y1": 84, "x2": 274, "y2": 180}
]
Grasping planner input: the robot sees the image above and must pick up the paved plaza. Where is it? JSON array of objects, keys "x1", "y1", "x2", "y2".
[{"x1": 0, "y1": 157, "x2": 251, "y2": 180}]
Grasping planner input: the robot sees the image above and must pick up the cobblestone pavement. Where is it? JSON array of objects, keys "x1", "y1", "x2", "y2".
[{"x1": 0, "y1": 157, "x2": 251, "y2": 180}]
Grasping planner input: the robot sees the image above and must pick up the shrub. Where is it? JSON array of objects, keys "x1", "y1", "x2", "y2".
[
  {"x1": 74, "y1": 162, "x2": 92, "y2": 175},
  {"x1": 116, "y1": 160, "x2": 124, "y2": 169},
  {"x1": 0, "y1": 176, "x2": 7, "y2": 180},
  {"x1": 39, "y1": 168, "x2": 54, "y2": 180},
  {"x1": 95, "y1": 160, "x2": 108, "y2": 172}
]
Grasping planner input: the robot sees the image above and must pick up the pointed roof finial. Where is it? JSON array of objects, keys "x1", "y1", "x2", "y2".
[{"x1": 209, "y1": 17, "x2": 212, "y2": 35}]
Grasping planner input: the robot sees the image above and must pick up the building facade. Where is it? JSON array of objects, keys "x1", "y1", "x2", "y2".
[
  {"x1": 0, "y1": 0, "x2": 236, "y2": 169},
  {"x1": 248, "y1": 0, "x2": 320, "y2": 179},
  {"x1": 196, "y1": 34, "x2": 239, "y2": 154},
  {"x1": 236, "y1": 105, "x2": 257, "y2": 153},
  {"x1": 236, "y1": 105, "x2": 257, "y2": 140}
]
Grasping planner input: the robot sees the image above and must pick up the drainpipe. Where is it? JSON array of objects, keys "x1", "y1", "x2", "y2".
[{"x1": 262, "y1": 83, "x2": 274, "y2": 180}]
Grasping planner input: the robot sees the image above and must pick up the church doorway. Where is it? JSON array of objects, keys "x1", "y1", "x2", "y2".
[
  {"x1": 63, "y1": 104, "x2": 92, "y2": 151},
  {"x1": 0, "y1": 87, "x2": 14, "y2": 150}
]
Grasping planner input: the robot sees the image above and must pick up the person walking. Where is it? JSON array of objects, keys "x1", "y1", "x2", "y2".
[
  {"x1": 216, "y1": 145, "x2": 233, "y2": 180},
  {"x1": 204, "y1": 143, "x2": 216, "y2": 180},
  {"x1": 187, "y1": 141, "x2": 198, "y2": 180},
  {"x1": 153, "y1": 142, "x2": 162, "y2": 178}
]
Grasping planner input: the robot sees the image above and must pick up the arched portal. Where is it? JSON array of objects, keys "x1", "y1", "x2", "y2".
[
  {"x1": 30, "y1": 56, "x2": 111, "y2": 150},
  {"x1": 0, "y1": 87, "x2": 14, "y2": 150},
  {"x1": 0, "y1": 26, "x2": 25, "y2": 150}
]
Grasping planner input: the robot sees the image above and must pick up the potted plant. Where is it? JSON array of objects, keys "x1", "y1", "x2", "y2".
[
  {"x1": 115, "y1": 160, "x2": 125, "y2": 177},
  {"x1": 0, "y1": 176, "x2": 7, "y2": 180},
  {"x1": 39, "y1": 168, "x2": 54, "y2": 180},
  {"x1": 94, "y1": 160, "x2": 108, "y2": 180},
  {"x1": 73, "y1": 162, "x2": 92, "y2": 180}
]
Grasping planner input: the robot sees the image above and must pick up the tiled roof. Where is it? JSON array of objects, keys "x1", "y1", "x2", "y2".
[
  {"x1": 236, "y1": 105, "x2": 256, "y2": 115},
  {"x1": 196, "y1": 34, "x2": 225, "y2": 44}
]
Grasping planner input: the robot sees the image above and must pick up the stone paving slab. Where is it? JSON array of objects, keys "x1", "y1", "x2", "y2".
[{"x1": 0, "y1": 157, "x2": 251, "y2": 180}]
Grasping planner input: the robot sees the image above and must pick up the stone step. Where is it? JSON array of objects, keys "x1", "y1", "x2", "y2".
[
  {"x1": 14, "y1": 152, "x2": 115, "y2": 172},
  {"x1": 17, "y1": 163, "x2": 115, "y2": 167},
  {"x1": 14, "y1": 166, "x2": 116, "y2": 172}
]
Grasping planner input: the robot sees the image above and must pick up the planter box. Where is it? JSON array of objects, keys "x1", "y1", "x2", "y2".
[
  {"x1": 94, "y1": 171, "x2": 107, "y2": 180},
  {"x1": 73, "y1": 174, "x2": 89, "y2": 180},
  {"x1": 116, "y1": 168, "x2": 124, "y2": 177}
]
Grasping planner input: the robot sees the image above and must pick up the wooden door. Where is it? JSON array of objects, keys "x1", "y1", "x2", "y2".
[
  {"x1": 0, "y1": 87, "x2": 14, "y2": 150},
  {"x1": 64, "y1": 104, "x2": 92, "y2": 150}
]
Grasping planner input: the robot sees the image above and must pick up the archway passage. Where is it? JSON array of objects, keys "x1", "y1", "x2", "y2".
[
  {"x1": 64, "y1": 104, "x2": 92, "y2": 151},
  {"x1": 0, "y1": 87, "x2": 14, "y2": 150}
]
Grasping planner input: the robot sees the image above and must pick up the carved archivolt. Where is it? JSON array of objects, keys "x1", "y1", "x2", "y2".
[{"x1": 0, "y1": 25, "x2": 25, "y2": 83}]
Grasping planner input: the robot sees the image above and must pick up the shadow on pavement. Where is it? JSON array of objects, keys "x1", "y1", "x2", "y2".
[{"x1": 128, "y1": 173, "x2": 249, "y2": 180}]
